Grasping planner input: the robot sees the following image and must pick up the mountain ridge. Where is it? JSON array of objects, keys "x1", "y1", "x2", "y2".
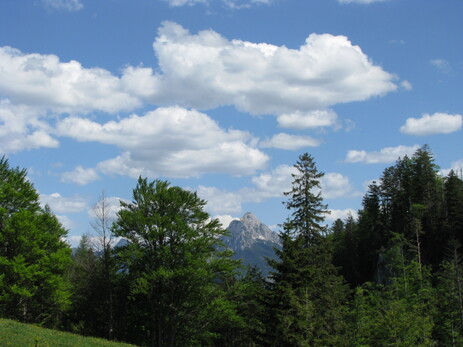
[{"x1": 223, "y1": 212, "x2": 281, "y2": 276}]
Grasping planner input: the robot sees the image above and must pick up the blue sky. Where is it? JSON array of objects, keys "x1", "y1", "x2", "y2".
[{"x1": 1, "y1": 0, "x2": 462, "y2": 246}]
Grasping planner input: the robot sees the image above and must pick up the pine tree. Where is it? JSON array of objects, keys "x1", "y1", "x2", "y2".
[{"x1": 267, "y1": 153, "x2": 348, "y2": 346}]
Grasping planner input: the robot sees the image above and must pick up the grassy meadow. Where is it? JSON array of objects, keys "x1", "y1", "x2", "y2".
[{"x1": 0, "y1": 319, "x2": 136, "y2": 347}]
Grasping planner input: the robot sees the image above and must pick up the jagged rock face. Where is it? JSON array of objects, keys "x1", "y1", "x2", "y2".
[
  {"x1": 227, "y1": 212, "x2": 280, "y2": 250},
  {"x1": 223, "y1": 212, "x2": 281, "y2": 276}
]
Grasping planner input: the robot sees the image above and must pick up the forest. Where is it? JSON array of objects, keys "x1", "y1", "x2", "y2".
[{"x1": 1, "y1": 145, "x2": 463, "y2": 346}]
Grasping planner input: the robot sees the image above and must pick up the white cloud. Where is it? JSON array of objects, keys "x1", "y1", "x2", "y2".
[
  {"x1": 0, "y1": 100, "x2": 58, "y2": 153},
  {"x1": 431, "y1": 59, "x2": 451, "y2": 73},
  {"x1": 277, "y1": 109, "x2": 340, "y2": 129},
  {"x1": 163, "y1": 0, "x2": 207, "y2": 6},
  {"x1": 198, "y1": 165, "x2": 357, "y2": 215},
  {"x1": 400, "y1": 80, "x2": 413, "y2": 91},
  {"x1": 57, "y1": 107, "x2": 268, "y2": 178},
  {"x1": 61, "y1": 166, "x2": 100, "y2": 185},
  {"x1": 345, "y1": 144, "x2": 420, "y2": 164},
  {"x1": 197, "y1": 186, "x2": 244, "y2": 214},
  {"x1": 338, "y1": 0, "x2": 390, "y2": 4},
  {"x1": 40, "y1": 192, "x2": 87, "y2": 213},
  {"x1": 162, "y1": 0, "x2": 270, "y2": 8},
  {"x1": 42, "y1": 0, "x2": 83, "y2": 11},
  {"x1": 0, "y1": 22, "x2": 398, "y2": 120},
  {"x1": 214, "y1": 215, "x2": 239, "y2": 229},
  {"x1": 400, "y1": 112, "x2": 462, "y2": 136},
  {"x1": 147, "y1": 21, "x2": 397, "y2": 115},
  {"x1": 0, "y1": 46, "x2": 141, "y2": 113},
  {"x1": 223, "y1": 0, "x2": 272, "y2": 9},
  {"x1": 326, "y1": 209, "x2": 358, "y2": 222},
  {"x1": 251, "y1": 165, "x2": 295, "y2": 199},
  {"x1": 197, "y1": 165, "x2": 295, "y2": 215},
  {"x1": 321, "y1": 173, "x2": 358, "y2": 199},
  {"x1": 260, "y1": 133, "x2": 320, "y2": 150},
  {"x1": 440, "y1": 159, "x2": 463, "y2": 177},
  {"x1": 56, "y1": 214, "x2": 76, "y2": 230}
]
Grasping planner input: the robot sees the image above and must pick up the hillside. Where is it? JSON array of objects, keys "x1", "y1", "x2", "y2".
[{"x1": 0, "y1": 319, "x2": 136, "y2": 347}]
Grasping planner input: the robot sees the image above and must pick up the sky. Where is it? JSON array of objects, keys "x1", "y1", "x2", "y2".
[{"x1": 1, "y1": 0, "x2": 462, "y2": 246}]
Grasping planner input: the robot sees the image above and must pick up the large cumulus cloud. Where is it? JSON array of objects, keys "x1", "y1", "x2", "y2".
[{"x1": 56, "y1": 106, "x2": 268, "y2": 178}]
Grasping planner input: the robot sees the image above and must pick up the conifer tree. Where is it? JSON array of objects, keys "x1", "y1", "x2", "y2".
[
  {"x1": 267, "y1": 153, "x2": 348, "y2": 346},
  {"x1": 352, "y1": 234, "x2": 436, "y2": 346}
]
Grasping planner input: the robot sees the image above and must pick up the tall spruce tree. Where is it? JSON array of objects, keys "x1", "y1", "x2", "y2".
[{"x1": 267, "y1": 153, "x2": 348, "y2": 346}]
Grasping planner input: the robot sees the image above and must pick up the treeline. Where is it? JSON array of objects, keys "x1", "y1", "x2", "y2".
[{"x1": 1, "y1": 147, "x2": 463, "y2": 346}]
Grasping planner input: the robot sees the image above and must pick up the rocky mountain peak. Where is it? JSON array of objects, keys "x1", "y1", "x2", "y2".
[{"x1": 226, "y1": 212, "x2": 280, "y2": 250}]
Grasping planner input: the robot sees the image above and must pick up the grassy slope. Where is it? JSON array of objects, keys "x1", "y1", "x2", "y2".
[{"x1": 0, "y1": 319, "x2": 136, "y2": 347}]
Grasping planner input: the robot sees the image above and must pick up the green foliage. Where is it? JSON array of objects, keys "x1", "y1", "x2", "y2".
[
  {"x1": 351, "y1": 247, "x2": 436, "y2": 347},
  {"x1": 0, "y1": 157, "x2": 72, "y2": 328},
  {"x1": 433, "y1": 242, "x2": 463, "y2": 345},
  {"x1": 112, "y1": 177, "x2": 240, "y2": 346}
]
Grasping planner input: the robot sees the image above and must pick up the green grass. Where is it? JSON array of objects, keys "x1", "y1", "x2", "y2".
[{"x1": 0, "y1": 319, "x2": 136, "y2": 347}]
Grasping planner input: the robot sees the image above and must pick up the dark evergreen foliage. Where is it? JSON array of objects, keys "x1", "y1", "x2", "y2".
[{"x1": 267, "y1": 153, "x2": 349, "y2": 346}]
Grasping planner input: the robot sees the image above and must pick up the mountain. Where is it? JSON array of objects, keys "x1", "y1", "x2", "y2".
[{"x1": 223, "y1": 212, "x2": 281, "y2": 276}]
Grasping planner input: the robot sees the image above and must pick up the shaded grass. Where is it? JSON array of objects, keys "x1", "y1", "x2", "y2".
[{"x1": 0, "y1": 319, "x2": 136, "y2": 347}]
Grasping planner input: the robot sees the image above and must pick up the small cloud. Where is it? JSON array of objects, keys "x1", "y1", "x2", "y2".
[
  {"x1": 277, "y1": 110, "x2": 340, "y2": 130},
  {"x1": 400, "y1": 113, "x2": 462, "y2": 136},
  {"x1": 163, "y1": 0, "x2": 207, "y2": 7},
  {"x1": 214, "y1": 215, "x2": 239, "y2": 229},
  {"x1": 260, "y1": 133, "x2": 320, "y2": 150},
  {"x1": 321, "y1": 173, "x2": 359, "y2": 199},
  {"x1": 42, "y1": 0, "x2": 83, "y2": 11},
  {"x1": 61, "y1": 166, "x2": 100, "y2": 185},
  {"x1": 326, "y1": 209, "x2": 358, "y2": 222},
  {"x1": 430, "y1": 59, "x2": 451, "y2": 74},
  {"x1": 345, "y1": 144, "x2": 420, "y2": 164},
  {"x1": 56, "y1": 214, "x2": 76, "y2": 230},
  {"x1": 400, "y1": 80, "x2": 413, "y2": 91},
  {"x1": 162, "y1": 0, "x2": 271, "y2": 8},
  {"x1": 338, "y1": 0, "x2": 390, "y2": 4},
  {"x1": 389, "y1": 39, "x2": 406, "y2": 45},
  {"x1": 40, "y1": 192, "x2": 88, "y2": 213},
  {"x1": 439, "y1": 159, "x2": 463, "y2": 177}
]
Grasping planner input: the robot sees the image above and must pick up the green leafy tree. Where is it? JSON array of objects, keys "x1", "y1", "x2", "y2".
[
  {"x1": 112, "y1": 178, "x2": 240, "y2": 346},
  {"x1": 267, "y1": 153, "x2": 348, "y2": 346},
  {"x1": 0, "y1": 157, "x2": 71, "y2": 327}
]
